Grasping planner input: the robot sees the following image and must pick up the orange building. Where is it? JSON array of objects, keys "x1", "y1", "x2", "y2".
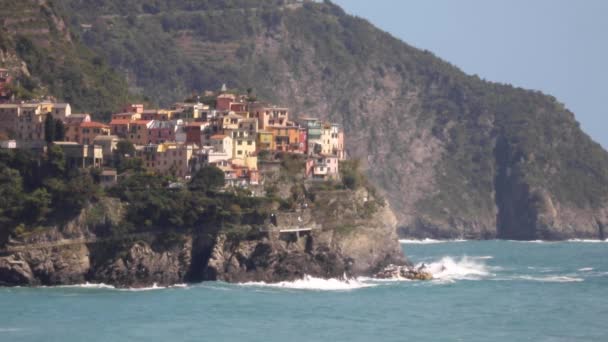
[
  {"x1": 267, "y1": 125, "x2": 301, "y2": 152},
  {"x1": 65, "y1": 121, "x2": 110, "y2": 145}
]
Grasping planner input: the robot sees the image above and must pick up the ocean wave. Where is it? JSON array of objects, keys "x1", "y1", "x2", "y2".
[
  {"x1": 58, "y1": 283, "x2": 116, "y2": 289},
  {"x1": 58, "y1": 282, "x2": 188, "y2": 291},
  {"x1": 239, "y1": 275, "x2": 376, "y2": 291},
  {"x1": 507, "y1": 240, "x2": 548, "y2": 244},
  {"x1": 578, "y1": 267, "x2": 594, "y2": 272},
  {"x1": 399, "y1": 238, "x2": 467, "y2": 244},
  {"x1": 420, "y1": 256, "x2": 492, "y2": 281},
  {"x1": 567, "y1": 239, "x2": 608, "y2": 243},
  {"x1": 0, "y1": 328, "x2": 23, "y2": 332},
  {"x1": 517, "y1": 275, "x2": 583, "y2": 283}
]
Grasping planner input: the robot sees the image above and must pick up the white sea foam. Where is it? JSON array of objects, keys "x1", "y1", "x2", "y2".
[
  {"x1": 58, "y1": 282, "x2": 188, "y2": 291},
  {"x1": 0, "y1": 328, "x2": 22, "y2": 332},
  {"x1": 399, "y1": 238, "x2": 467, "y2": 244},
  {"x1": 578, "y1": 267, "x2": 594, "y2": 272},
  {"x1": 567, "y1": 239, "x2": 608, "y2": 243},
  {"x1": 508, "y1": 240, "x2": 548, "y2": 244},
  {"x1": 239, "y1": 275, "x2": 376, "y2": 291},
  {"x1": 420, "y1": 256, "x2": 492, "y2": 281},
  {"x1": 517, "y1": 275, "x2": 583, "y2": 283},
  {"x1": 59, "y1": 282, "x2": 116, "y2": 289},
  {"x1": 473, "y1": 256, "x2": 494, "y2": 260}
]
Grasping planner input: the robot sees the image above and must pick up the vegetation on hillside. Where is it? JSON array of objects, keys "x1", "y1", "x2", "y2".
[{"x1": 0, "y1": 0, "x2": 132, "y2": 118}]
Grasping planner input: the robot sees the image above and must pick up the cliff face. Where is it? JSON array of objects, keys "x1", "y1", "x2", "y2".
[
  {"x1": 0, "y1": 189, "x2": 405, "y2": 287},
  {"x1": 206, "y1": 189, "x2": 405, "y2": 282}
]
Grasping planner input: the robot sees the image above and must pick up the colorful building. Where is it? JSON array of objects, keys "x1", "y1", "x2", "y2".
[
  {"x1": 140, "y1": 143, "x2": 195, "y2": 178},
  {"x1": 128, "y1": 120, "x2": 153, "y2": 145},
  {"x1": 301, "y1": 118, "x2": 322, "y2": 155},
  {"x1": 65, "y1": 121, "x2": 109, "y2": 144},
  {"x1": 147, "y1": 120, "x2": 176, "y2": 144},
  {"x1": 209, "y1": 134, "x2": 233, "y2": 159},
  {"x1": 257, "y1": 130, "x2": 275, "y2": 151},
  {"x1": 320, "y1": 123, "x2": 345, "y2": 159},
  {"x1": 248, "y1": 103, "x2": 290, "y2": 129},
  {"x1": 306, "y1": 155, "x2": 340, "y2": 180}
]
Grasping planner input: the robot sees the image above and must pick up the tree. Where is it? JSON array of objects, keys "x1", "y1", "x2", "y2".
[
  {"x1": 340, "y1": 159, "x2": 364, "y2": 190},
  {"x1": 23, "y1": 188, "x2": 51, "y2": 224},
  {"x1": 0, "y1": 166, "x2": 25, "y2": 226},
  {"x1": 44, "y1": 113, "x2": 55, "y2": 144},
  {"x1": 45, "y1": 145, "x2": 66, "y2": 177},
  {"x1": 54, "y1": 119, "x2": 65, "y2": 141},
  {"x1": 116, "y1": 140, "x2": 135, "y2": 157},
  {"x1": 189, "y1": 166, "x2": 225, "y2": 192}
]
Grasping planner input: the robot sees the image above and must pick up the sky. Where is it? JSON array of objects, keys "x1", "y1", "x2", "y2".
[{"x1": 333, "y1": 0, "x2": 608, "y2": 147}]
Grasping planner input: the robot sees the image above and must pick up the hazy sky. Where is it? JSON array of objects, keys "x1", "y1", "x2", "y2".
[{"x1": 333, "y1": 0, "x2": 608, "y2": 147}]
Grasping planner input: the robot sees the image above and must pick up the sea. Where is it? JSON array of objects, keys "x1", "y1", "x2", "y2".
[{"x1": 1, "y1": 240, "x2": 606, "y2": 342}]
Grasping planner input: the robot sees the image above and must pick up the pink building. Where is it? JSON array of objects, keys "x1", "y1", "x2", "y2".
[
  {"x1": 299, "y1": 128, "x2": 308, "y2": 154},
  {"x1": 216, "y1": 93, "x2": 236, "y2": 111},
  {"x1": 147, "y1": 120, "x2": 176, "y2": 144}
]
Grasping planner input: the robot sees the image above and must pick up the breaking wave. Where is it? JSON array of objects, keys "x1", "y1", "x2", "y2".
[
  {"x1": 420, "y1": 256, "x2": 492, "y2": 281},
  {"x1": 58, "y1": 282, "x2": 188, "y2": 291},
  {"x1": 239, "y1": 275, "x2": 376, "y2": 291},
  {"x1": 567, "y1": 239, "x2": 608, "y2": 243},
  {"x1": 516, "y1": 275, "x2": 584, "y2": 283}
]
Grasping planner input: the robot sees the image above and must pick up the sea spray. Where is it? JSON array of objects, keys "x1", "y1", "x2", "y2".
[
  {"x1": 421, "y1": 256, "x2": 492, "y2": 281},
  {"x1": 239, "y1": 275, "x2": 375, "y2": 291}
]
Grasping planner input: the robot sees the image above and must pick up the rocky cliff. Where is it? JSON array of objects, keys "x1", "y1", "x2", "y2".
[{"x1": 0, "y1": 189, "x2": 406, "y2": 287}]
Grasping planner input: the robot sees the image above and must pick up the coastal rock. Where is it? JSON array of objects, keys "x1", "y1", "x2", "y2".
[
  {"x1": 204, "y1": 189, "x2": 407, "y2": 283},
  {"x1": 375, "y1": 264, "x2": 433, "y2": 281},
  {"x1": 0, "y1": 255, "x2": 35, "y2": 286},
  {"x1": 91, "y1": 238, "x2": 192, "y2": 288},
  {"x1": 0, "y1": 244, "x2": 90, "y2": 286},
  {"x1": 0, "y1": 189, "x2": 407, "y2": 287}
]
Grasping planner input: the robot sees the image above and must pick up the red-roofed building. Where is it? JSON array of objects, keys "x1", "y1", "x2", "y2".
[
  {"x1": 109, "y1": 119, "x2": 132, "y2": 137},
  {"x1": 65, "y1": 121, "x2": 110, "y2": 144},
  {"x1": 216, "y1": 93, "x2": 236, "y2": 111}
]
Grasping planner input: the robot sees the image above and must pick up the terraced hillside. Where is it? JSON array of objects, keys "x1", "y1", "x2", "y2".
[{"x1": 0, "y1": 0, "x2": 131, "y2": 117}]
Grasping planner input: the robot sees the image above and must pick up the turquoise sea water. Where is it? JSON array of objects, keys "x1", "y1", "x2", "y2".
[{"x1": 1, "y1": 240, "x2": 606, "y2": 342}]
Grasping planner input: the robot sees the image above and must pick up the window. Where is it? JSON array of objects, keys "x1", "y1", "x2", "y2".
[
  {"x1": 238, "y1": 140, "x2": 243, "y2": 145},
  {"x1": 238, "y1": 151, "x2": 243, "y2": 155},
  {"x1": 247, "y1": 141, "x2": 252, "y2": 146}
]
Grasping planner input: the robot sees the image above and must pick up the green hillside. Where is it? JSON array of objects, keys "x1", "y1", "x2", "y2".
[{"x1": 0, "y1": 0, "x2": 131, "y2": 118}]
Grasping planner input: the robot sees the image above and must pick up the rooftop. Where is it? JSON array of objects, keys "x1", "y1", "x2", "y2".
[{"x1": 80, "y1": 121, "x2": 110, "y2": 128}]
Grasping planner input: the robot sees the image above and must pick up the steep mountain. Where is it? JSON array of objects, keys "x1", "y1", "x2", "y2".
[
  {"x1": 5, "y1": 0, "x2": 608, "y2": 240},
  {"x1": 0, "y1": 0, "x2": 131, "y2": 117}
]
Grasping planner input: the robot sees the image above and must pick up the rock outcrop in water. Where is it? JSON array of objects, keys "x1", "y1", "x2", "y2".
[{"x1": 0, "y1": 189, "x2": 407, "y2": 287}]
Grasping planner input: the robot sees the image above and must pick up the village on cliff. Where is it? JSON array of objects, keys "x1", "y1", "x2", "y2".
[{"x1": 0, "y1": 82, "x2": 346, "y2": 188}]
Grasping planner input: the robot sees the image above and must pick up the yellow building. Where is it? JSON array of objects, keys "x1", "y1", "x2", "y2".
[
  {"x1": 257, "y1": 130, "x2": 275, "y2": 151},
  {"x1": 320, "y1": 123, "x2": 345, "y2": 159},
  {"x1": 221, "y1": 112, "x2": 243, "y2": 130},
  {"x1": 141, "y1": 143, "x2": 194, "y2": 178}
]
